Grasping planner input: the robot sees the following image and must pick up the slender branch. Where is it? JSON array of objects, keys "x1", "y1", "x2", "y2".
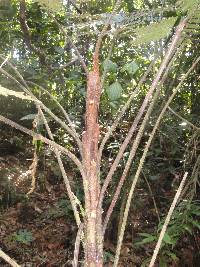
[
  {"x1": 48, "y1": 12, "x2": 88, "y2": 75},
  {"x1": 168, "y1": 106, "x2": 200, "y2": 132},
  {"x1": 27, "y1": 80, "x2": 82, "y2": 148},
  {"x1": 0, "y1": 115, "x2": 85, "y2": 177},
  {"x1": 102, "y1": 75, "x2": 161, "y2": 233},
  {"x1": 19, "y1": 0, "x2": 49, "y2": 68},
  {"x1": 93, "y1": 0, "x2": 122, "y2": 69},
  {"x1": 27, "y1": 149, "x2": 38, "y2": 195},
  {"x1": 149, "y1": 172, "x2": 188, "y2": 267},
  {"x1": 102, "y1": 43, "x2": 181, "y2": 232},
  {"x1": 98, "y1": 40, "x2": 170, "y2": 161},
  {"x1": 38, "y1": 106, "x2": 82, "y2": 226},
  {"x1": 0, "y1": 53, "x2": 10, "y2": 69},
  {"x1": 0, "y1": 63, "x2": 83, "y2": 154},
  {"x1": 113, "y1": 55, "x2": 200, "y2": 267},
  {"x1": 69, "y1": 0, "x2": 82, "y2": 14},
  {"x1": 99, "y1": 18, "x2": 187, "y2": 205},
  {"x1": 73, "y1": 223, "x2": 84, "y2": 267},
  {"x1": 51, "y1": 57, "x2": 78, "y2": 69},
  {"x1": 142, "y1": 171, "x2": 160, "y2": 223},
  {"x1": 0, "y1": 249, "x2": 20, "y2": 267}
]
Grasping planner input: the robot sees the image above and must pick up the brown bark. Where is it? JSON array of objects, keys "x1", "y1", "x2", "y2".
[{"x1": 82, "y1": 68, "x2": 103, "y2": 266}]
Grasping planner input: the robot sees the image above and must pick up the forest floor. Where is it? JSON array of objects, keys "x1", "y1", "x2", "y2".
[{"x1": 0, "y1": 128, "x2": 199, "y2": 266}]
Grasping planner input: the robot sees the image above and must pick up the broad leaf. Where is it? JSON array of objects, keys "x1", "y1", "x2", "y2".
[
  {"x1": 106, "y1": 81, "x2": 123, "y2": 101},
  {"x1": 163, "y1": 233, "x2": 175, "y2": 245},
  {"x1": 122, "y1": 61, "x2": 139, "y2": 75},
  {"x1": 103, "y1": 59, "x2": 118, "y2": 73}
]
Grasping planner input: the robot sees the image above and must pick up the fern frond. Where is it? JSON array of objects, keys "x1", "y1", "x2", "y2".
[
  {"x1": 131, "y1": 17, "x2": 177, "y2": 46},
  {"x1": 176, "y1": 0, "x2": 200, "y2": 13},
  {"x1": 182, "y1": 8, "x2": 200, "y2": 42},
  {"x1": 121, "y1": 7, "x2": 176, "y2": 27}
]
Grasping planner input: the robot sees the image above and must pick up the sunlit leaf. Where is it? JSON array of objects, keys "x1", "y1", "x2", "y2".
[{"x1": 163, "y1": 233, "x2": 175, "y2": 245}]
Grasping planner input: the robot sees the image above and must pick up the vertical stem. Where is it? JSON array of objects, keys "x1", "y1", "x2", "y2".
[
  {"x1": 82, "y1": 70, "x2": 103, "y2": 266},
  {"x1": 149, "y1": 172, "x2": 188, "y2": 267}
]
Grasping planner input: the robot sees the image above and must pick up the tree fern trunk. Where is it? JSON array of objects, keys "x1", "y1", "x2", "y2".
[{"x1": 82, "y1": 70, "x2": 103, "y2": 266}]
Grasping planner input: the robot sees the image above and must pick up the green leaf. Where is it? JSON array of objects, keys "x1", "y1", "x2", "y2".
[
  {"x1": 122, "y1": 61, "x2": 139, "y2": 75},
  {"x1": 167, "y1": 251, "x2": 178, "y2": 261},
  {"x1": 106, "y1": 81, "x2": 123, "y2": 101},
  {"x1": 141, "y1": 258, "x2": 151, "y2": 267},
  {"x1": 54, "y1": 46, "x2": 65, "y2": 54},
  {"x1": 183, "y1": 224, "x2": 193, "y2": 234},
  {"x1": 134, "y1": 236, "x2": 156, "y2": 246},
  {"x1": 138, "y1": 232, "x2": 154, "y2": 238},
  {"x1": 103, "y1": 59, "x2": 118, "y2": 72},
  {"x1": 191, "y1": 220, "x2": 200, "y2": 230},
  {"x1": 134, "y1": 233, "x2": 156, "y2": 246},
  {"x1": 159, "y1": 256, "x2": 168, "y2": 267},
  {"x1": 177, "y1": 0, "x2": 200, "y2": 13},
  {"x1": 132, "y1": 17, "x2": 177, "y2": 46},
  {"x1": 163, "y1": 233, "x2": 175, "y2": 245},
  {"x1": 109, "y1": 101, "x2": 118, "y2": 109},
  {"x1": 13, "y1": 229, "x2": 34, "y2": 245},
  {"x1": 191, "y1": 209, "x2": 200, "y2": 216}
]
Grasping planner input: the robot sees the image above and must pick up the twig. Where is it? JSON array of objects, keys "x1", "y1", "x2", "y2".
[
  {"x1": 19, "y1": 0, "x2": 50, "y2": 69},
  {"x1": 102, "y1": 43, "x2": 182, "y2": 232},
  {"x1": 113, "y1": 55, "x2": 200, "y2": 267},
  {"x1": 69, "y1": 0, "x2": 82, "y2": 14},
  {"x1": 26, "y1": 80, "x2": 82, "y2": 150},
  {"x1": 27, "y1": 149, "x2": 38, "y2": 195},
  {"x1": 93, "y1": 0, "x2": 122, "y2": 69},
  {"x1": 51, "y1": 57, "x2": 78, "y2": 69},
  {"x1": 38, "y1": 106, "x2": 82, "y2": 226},
  {"x1": 73, "y1": 223, "x2": 84, "y2": 267},
  {"x1": 142, "y1": 171, "x2": 160, "y2": 223},
  {"x1": 0, "y1": 62, "x2": 83, "y2": 154},
  {"x1": 0, "y1": 115, "x2": 85, "y2": 177},
  {"x1": 149, "y1": 172, "x2": 188, "y2": 267},
  {"x1": 168, "y1": 106, "x2": 200, "y2": 132},
  {"x1": 99, "y1": 18, "x2": 187, "y2": 205},
  {"x1": 0, "y1": 249, "x2": 20, "y2": 267},
  {"x1": 48, "y1": 12, "x2": 88, "y2": 75},
  {"x1": 98, "y1": 32, "x2": 170, "y2": 160},
  {"x1": 0, "y1": 53, "x2": 10, "y2": 69}
]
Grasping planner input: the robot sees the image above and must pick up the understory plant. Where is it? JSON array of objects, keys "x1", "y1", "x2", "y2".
[{"x1": 0, "y1": 0, "x2": 200, "y2": 266}]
